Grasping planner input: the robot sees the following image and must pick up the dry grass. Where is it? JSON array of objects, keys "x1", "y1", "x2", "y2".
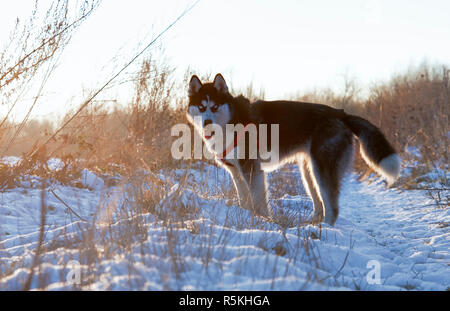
[{"x1": 297, "y1": 63, "x2": 449, "y2": 185}]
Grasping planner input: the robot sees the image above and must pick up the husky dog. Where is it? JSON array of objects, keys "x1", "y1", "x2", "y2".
[{"x1": 186, "y1": 74, "x2": 400, "y2": 226}]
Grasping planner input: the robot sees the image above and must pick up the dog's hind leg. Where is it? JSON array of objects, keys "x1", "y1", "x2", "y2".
[
  {"x1": 309, "y1": 123, "x2": 354, "y2": 226},
  {"x1": 308, "y1": 157, "x2": 340, "y2": 225},
  {"x1": 297, "y1": 155, "x2": 324, "y2": 224},
  {"x1": 241, "y1": 160, "x2": 271, "y2": 217}
]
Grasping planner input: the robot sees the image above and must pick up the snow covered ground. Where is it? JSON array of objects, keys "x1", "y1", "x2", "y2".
[{"x1": 0, "y1": 157, "x2": 448, "y2": 290}]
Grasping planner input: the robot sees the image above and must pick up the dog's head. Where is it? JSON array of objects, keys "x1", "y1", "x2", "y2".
[{"x1": 186, "y1": 73, "x2": 232, "y2": 139}]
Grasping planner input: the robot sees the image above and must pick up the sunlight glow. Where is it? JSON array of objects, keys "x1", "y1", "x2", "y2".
[{"x1": 1, "y1": 0, "x2": 449, "y2": 121}]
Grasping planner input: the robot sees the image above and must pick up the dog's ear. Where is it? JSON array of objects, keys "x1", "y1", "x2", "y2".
[
  {"x1": 188, "y1": 75, "x2": 202, "y2": 96},
  {"x1": 213, "y1": 73, "x2": 229, "y2": 94}
]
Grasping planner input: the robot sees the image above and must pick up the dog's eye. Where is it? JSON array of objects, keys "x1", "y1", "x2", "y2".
[
  {"x1": 211, "y1": 104, "x2": 220, "y2": 112},
  {"x1": 197, "y1": 104, "x2": 206, "y2": 112}
]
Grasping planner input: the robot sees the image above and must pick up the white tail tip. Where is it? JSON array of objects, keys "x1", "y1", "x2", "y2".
[{"x1": 379, "y1": 154, "x2": 401, "y2": 186}]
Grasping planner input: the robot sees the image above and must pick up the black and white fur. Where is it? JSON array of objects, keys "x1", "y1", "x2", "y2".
[{"x1": 187, "y1": 74, "x2": 400, "y2": 226}]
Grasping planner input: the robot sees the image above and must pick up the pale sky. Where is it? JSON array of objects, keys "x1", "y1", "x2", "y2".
[{"x1": 1, "y1": 0, "x2": 450, "y2": 122}]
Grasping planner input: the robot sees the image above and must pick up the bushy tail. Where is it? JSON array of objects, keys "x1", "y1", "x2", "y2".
[{"x1": 343, "y1": 114, "x2": 401, "y2": 186}]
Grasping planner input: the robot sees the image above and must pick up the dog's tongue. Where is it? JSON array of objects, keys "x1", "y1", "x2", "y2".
[{"x1": 204, "y1": 131, "x2": 215, "y2": 140}]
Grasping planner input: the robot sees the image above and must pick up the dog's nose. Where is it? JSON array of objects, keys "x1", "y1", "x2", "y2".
[{"x1": 204, "y1": 119, "x2": 212, "y2": 127}]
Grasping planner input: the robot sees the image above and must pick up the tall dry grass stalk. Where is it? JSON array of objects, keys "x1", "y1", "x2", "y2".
[{"x1": 0, "y1": 0, "x2": 100, "y2": 156}]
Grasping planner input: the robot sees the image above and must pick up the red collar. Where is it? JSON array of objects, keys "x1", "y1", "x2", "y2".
[{"x1": 217, "y1": 123, "x2": 257, "y2": 167}]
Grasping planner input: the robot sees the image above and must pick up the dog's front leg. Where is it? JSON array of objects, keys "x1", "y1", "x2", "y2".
[
  {"x1": 240, "y1": 160, "x2": 271, "y2": 217},
  {"x1": 227, "y1": 166, "x2": 255, "y2": 213}
]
